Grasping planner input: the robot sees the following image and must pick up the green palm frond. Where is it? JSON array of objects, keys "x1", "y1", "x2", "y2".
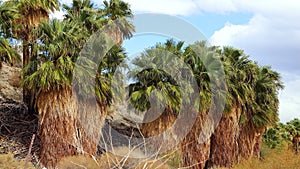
[
  {"x1": 22, "y1": 19, "x2": 81, "y2": 92},
  {"x1": 63, "y1": 0, "x2": 103, "y2": 33},
  {"x1": 0, "y1": 2, "x2": 20, "y2": 38},
  {"x1": 22, "y1": 56, "x2": 73, "y2": 92},
  {"x1": 128, "y1": 40, "x2": 185, "y2": 113},
  {"x1": 0, "y1": 38, "x2": 20, "y2": 67},
  {"x1": 250, "y1": 66, "x2": 283, "y2": 128},
  {"x1": 102, "y1": 0, "x2": 134, "y2": 40}
]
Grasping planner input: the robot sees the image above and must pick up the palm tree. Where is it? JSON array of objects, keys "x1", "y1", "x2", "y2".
[
  {"x1": 207, "y1": 47, "x2": 257, "y2": 167},
  {"x1": 75, "y1": 44, "x2": 128, "y2": 156},
  {"x1": 180, "y1": 42, "x2": 225, "y2": 169},
  {"x1": 207, "y1": 47, "x2": 283, "y2": 166},
  {"x1": 62, "y1": 0, "x2": 135, "y2": 156},
  {"x1": 286, "y1": 119, "x2": 300, "y2": 137},
  {"x1": 0, "y1": 1, "x2": 19, "y2": 38},
  {"x1": 2, "y1": 0, "x2": 60, "y2": 114},
  {"x1": 63, "y1": 0, "x2": 103, "y2": 34},
  {"x1": 128, "y1": 40, "x2": 182, "y2": 153},
  {"x1": 130, "y1": 40, "x2": 225, "y2": 169},
  {"x1": 286, "y1": 119, "x2": 300, "y2": 153},
  {"x1": 237, "y1": 66, "x2": 283, "y2": 159},
  {"x1": 13, "y1": 0, "x2": 59, "y2": 63},
  {"x1": 23, "y1": 19, "x2": 83, "y2": 168},
  {"x1": 263, "y1": 122, "x2": 289, "y2": 149},
  {"x1": 62, "y1": 2, "x2": 109, "y2": 155},
  {"x1": 64, "y1": 0, "x2": 134, "y2": 45},
  {"x1": 102, "y1": 0, "x2": 134, "y2": 45},
  {"x1": 21, "y1": 0, "x2": 134, "y2": 167}
]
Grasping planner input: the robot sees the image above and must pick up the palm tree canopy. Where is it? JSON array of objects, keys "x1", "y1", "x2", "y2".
[
  {"x1": 22, "y1": 0, "x2": 135, "y2": 103},
  {"x1": 94, "y1": 45, "x2": 128, "y2": 106},
  {"x1": 63, "y1": 0, "x2": 104, "y2": 33},
  {"x1": 17, "y1": 0, "x2": 59, "y2": 25},
  {"x1": 128, "y1": 40, "x2": 184, "y2": 113},
  {"x1": 22, "y1": 19, "x2": 81, "y2": 92},
  {"x1": 1, "y1": 0, "x2": 59, "y2": 39},
  {"x1": 251, "y1": 66, "x2": 284, "y2": 128},
  {"x1": 102, "y1": 0, "x2": 134, "y2": 41}
]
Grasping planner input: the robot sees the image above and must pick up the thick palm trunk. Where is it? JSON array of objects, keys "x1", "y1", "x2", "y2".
[
  {"x1": 208, "y1": 106, "x2": 241, "y2": 168},
  {"x1": 77, "y1": 99, "x2": 106, "y2": 155},
  {"x1": 37, "y1": 87, "x2": 79, "y2": 168},
  {"x1": 141, "y1": 107, "x2": 177, "y2": 153},
  {"x1": 38, "y1": 89, "x2": 106, "y2": 168},
  {"x1": 181, "y1": 111, "x2": 212, "y2": 169},
  {"x1": 237, "y1": 122, "x2": 257, "y2": 160}
]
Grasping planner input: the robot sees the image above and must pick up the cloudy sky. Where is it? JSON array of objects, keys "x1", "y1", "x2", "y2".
[{"x1": 54, "y1": 0, "x2": 300, "y2": 122}]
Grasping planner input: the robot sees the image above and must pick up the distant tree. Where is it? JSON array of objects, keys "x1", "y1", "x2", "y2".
[
  {"x1": 263, "y1": 123, "x2": 289, "y2": 148},
  {"x1": 263, "y1": 118, "x2": 300, "y2": 153}
]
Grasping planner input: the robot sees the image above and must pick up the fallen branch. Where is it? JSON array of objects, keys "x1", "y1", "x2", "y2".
[{"x1": 24, "y1": 134, "x2": 35, "y2": 169}]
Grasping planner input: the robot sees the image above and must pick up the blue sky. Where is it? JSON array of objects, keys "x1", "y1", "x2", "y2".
[
  {"x1": 54, "y1": 0, "x2": 300, "y2": 123},
  {"x1": 180, "y1": 12, "x2": 253, "y2": 37},
  {"x1": 123, "y1": 12, "x2": 253, "y2": 59}
]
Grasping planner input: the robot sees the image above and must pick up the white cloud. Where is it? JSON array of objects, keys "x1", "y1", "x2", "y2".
[
  {"x1": 52, "y1": 0, "x2": 300, "y2": 18},
  {"x1": 124, "y1": 0, "x2": 198, "y2": 15},
  {"x1": 49, "y1": 0, "x2": 73, "y2": 20},
  {"x1": 279, "y1": 73, "x2": 300, "y2": 122},
  {"x1": 233, "y1": 0, "x2": 300, "y2": 18},
  {"x1": 209, "y1": 1, "x2": 300, "y2": 122},
  {"x1": 124, "y1": 0, "x2": 299, "y2": 16},
  {"x1": 193, "y1": 0, "x2": 237, "y2": 14},
  {"x1": 53, "y1": 0, "x2": 199, "y2": 19},
  {"x1": 193, "y1": 0, "x2": 300, "y2": 17},
  {"x1": 210, "y1": 13, "x2": 300, "y2": 73},
  {"x1": 210, "y1": 22, "x2": 247, "y2": 46}
]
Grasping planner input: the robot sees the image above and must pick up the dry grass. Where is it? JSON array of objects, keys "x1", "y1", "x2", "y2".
[
  {"x1": 0, "y1": 153, "x2": 35, "y2": 169},
  {"x1": 219, "y1": 143, "x2": 300, "y2": 169},
  {"x1": 58, "y1": 153, "x2": 172, "y2": 169},
  {"x1": 58, "y1": 146, "x2": 172, "y2": 169}
]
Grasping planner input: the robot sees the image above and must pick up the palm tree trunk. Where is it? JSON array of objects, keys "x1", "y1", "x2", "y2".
[
  {"x1": 181, "y1": 111, "x2": 211, "y2": 169},
  {"x1": 237, "y1": 121, "x2": 257, "y2": 160},
  {"x1": 141, "y1": 106, "x2": 177, "y2": 153},
  {"x1": 77, "y1": 99, "x2": 106, "y2": 155},
  {"x1": 37, "y1": 89, "x2": 107, "y2": 168},
  {"x1": 22, "y1": 39, "x2": 30, "y2": 68},
  {"x1": 252, "y1": 131, "x2": 263, "y2": 157},
  {"x1": 37, "y1": 87, "x2": 79, "y2": 168},
  {"x1": 292, "y1": 135, "x2": 300, "y2": 154},
  {"x1": 22, "y1": 31, "x2": 32, "y2": 108},
  {"x1": 207, "y1": 106, "x2": 241, "y2": 168},
  {"x1": 22, "y1": 30, "x2": 36, "y2": 115}
]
